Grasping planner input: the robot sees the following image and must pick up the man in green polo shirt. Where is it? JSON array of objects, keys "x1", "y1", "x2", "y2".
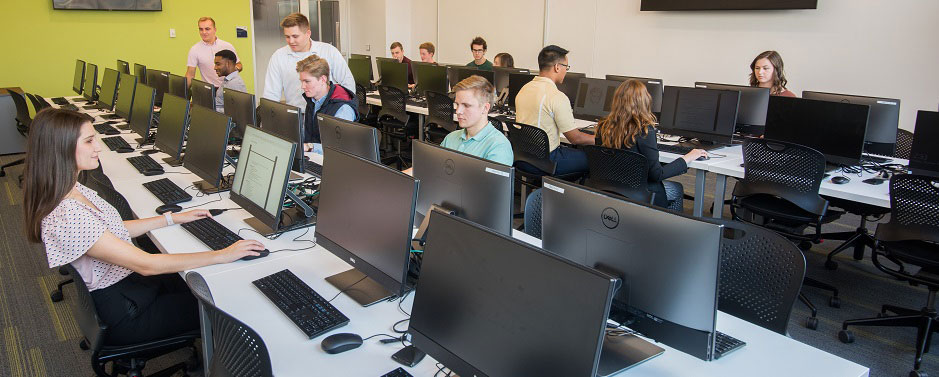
[{"x1": 466, "y1": 36, "x2": 494, "y2": 71}]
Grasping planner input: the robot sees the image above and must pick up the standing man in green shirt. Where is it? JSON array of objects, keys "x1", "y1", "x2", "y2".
[{"x1": 466, "y1": 36, "x2": 494, "y2": 71}]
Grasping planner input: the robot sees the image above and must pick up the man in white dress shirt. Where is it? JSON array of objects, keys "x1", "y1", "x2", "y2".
[
  {"x1": 262, "y1": 12, "x2": 355, "y2": 109},
  {"x1": 185, "y1": 17, "x2": 241, "y2": 87}
]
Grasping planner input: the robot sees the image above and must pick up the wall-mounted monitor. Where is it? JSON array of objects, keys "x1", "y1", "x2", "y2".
[
  {"x1": 53, "y1": 0, "x2": 162, "y2": 10},
  {"x1": 641, "y1": 0, "x2": 816, "y2": 11}
]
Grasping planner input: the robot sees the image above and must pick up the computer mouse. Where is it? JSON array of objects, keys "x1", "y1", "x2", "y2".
[
  {"x1": 240, "y1": 249, "x2": 271, "y2": 261},
  {"x1": 696, "y1": 155, "x2": 710, "y2": 161},
  {"x1": 142, "y1": 169, "x2": 164, "y2": 176},
  {"x1": 321, "y1": 333, "x2": 363, "y2": 354},
  {"x1": 209, "y1": 208, "x2": 227, "y2": 216},
  {"x1": 155, "y1": 204, "x2": 182, "y2": 214},
  {"x1": 116, "y1": 146, "x2": 135, "y2": 153},
  {"x1": 831, "y1": 176, "x2": 850, "y2": 184},
  {"x1": 141, "y1": 149, "x2": 160, "y2": 155},
  {"x1": 862, "y1": 177, "x2": 885, "y2": 185}
]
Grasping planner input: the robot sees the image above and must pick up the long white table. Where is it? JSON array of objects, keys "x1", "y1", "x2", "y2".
[{"x1": 59, "y1": 95, "x2": 869, "y2": 376}]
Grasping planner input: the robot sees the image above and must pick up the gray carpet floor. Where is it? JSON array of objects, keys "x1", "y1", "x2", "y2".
[{"x1": 0, "y1": 152, "x2": 936, "y2": 377}]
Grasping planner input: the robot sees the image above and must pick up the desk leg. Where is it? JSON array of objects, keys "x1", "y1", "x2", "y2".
[
  {"x1": 418, "y1": 115, "x2": 425, "y2": 142},
  {"x1": 713, "y1": 174, "x2": 728, "y2": 219},
  {"x1": 693, "y1": 169, "x2": 707, "y2": 217},
  {"x1": 198, "y1": 303, "x2": 212, "y2": 372}
]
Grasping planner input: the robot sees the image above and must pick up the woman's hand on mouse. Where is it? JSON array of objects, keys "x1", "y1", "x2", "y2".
[
  {"x1": 172, "y1": 210, "x2": 213, "y2": 224},
  {"x1": 218, "y1": 240, "x2": 266, "y2": 262},
  {"x1": 681, "y1": 149, "x2": 708, "y2": 164}
]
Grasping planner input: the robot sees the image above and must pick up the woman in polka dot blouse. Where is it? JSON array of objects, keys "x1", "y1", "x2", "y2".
[{"x1": 22, "y1": 108, "x2": 266, "y2": 346}]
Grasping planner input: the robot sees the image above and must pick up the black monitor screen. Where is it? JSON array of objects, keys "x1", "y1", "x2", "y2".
[
  {"x1": 557, "y1": 72, "x2": 586, "y2": 107},
  {"x1": 607, "y1": 75, "x2": 665, "y2": 114},
  {"x1": 456, "y1": 67, "x2": 494, "y2": 88},
  {"x1": 257, "y1": 98, "x2": 304, "y2": 172},
  {"x1": 573, "y1": 78, "x2": 621, "y2": 121},
  {"x1": 658, "y1": 86, "x2": 740, "y2": 144},
  {"x1": 802, "y1": 91, "x2": 900, "y2": 156},
  {"x1": 764, "y1": 96, "x2": 869, "y2": 166},
  {"x1": 507, "y1": 72, "x2": 535, "y2": 108},
  {"x1": 168, "y1": 73, "x2": 188, "y2": 99},
  {"x1": 154, "y1": 94, "x2": 189, "y2": 159},
  {"x1": 146, "y1": 70, "x2": 169, "y2": 106},
  {"x1": 223, "y1": 88, "x2": 256, "y2": 139},
  {"x1": 129, "y1": 84, "x2": 155, "y2": 138},
  {"x1": 317, "y1": 113, "x2": 380, "y2": 162},
  {"x1": 83, "y1": 63, "x2": 98, "y2": 101},
  {"x1": 190, "y1": 79, "x2": 216, "y2": 111},
  {"x1": 694, "y1": 82, "x2": 769, "y2": 128},
  {"x1": 114, "y1": 74, "x2": 137, "y2": 120},
  {"x1": 117, "y1": 59, "x2": 130, "y2": 74},
  {"x1": 183, "y1": 105, "x2": 232, "y2": 186},
  {"x1": 910, "y1": 110, "x2": 939, "y2": 177},
  {"x1": 315, "y1": 147, "x2": 418, "y2": 297},
  {"x1": 377, "y1": 59, "x2": 408, "y2": 92},
  {"x1": 413, "y1": 62, "x2": 448, "y2": 96},
  {"x1": 97, "y1": 68, "x2": 120, "y2": 110},
  {"x1": 411, "y1": 211, "x2": 615, "y2": 377},
  {"x1": 133, "y1": 63, "x2": 147, "y2": 85},
  {"x1": 73, "y1": 59, "x2": 86, "y2": 95},
  {"x1": 493, "y1": 67, "x2": 530, "y2": 95},
  {"x1": 348, "y1": 56, "x2": 372, "y2": 88}
]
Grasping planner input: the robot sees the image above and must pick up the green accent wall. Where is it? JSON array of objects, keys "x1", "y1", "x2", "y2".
[{"x1": 0, "y1": 1, "x2": 255, "y2": 97}]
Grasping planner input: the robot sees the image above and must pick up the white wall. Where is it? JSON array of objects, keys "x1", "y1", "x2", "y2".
[
  {"x1": 409, "y1": 0, "x2": 437, "y2": 59},
  {"x1": 348, "y1": 0, "x2": 386, "y2": 74},
  {"x1": 435, "y1": 0, "x2": 545, "y2": 69}
]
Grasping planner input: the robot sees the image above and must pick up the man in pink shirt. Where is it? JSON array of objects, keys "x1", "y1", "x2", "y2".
[{"x1": 185, "y1": 17, "x2": 242, "y2": 87}]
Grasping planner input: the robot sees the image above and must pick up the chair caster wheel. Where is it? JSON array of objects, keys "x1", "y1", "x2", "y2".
[
  {"x1": 829, "y1": 296, "x2": 841, "y2": 308},
  {"x1": 0, "y1": 170, "x2": 5, "y2": 177},
  {"x1": 79, "y1": 339, "x2": 89, "y2": 350},
  {"x1": 910, "y1": 370, "x2": 927, "y2": 377},
  {"x1": 825, "y1": 260, "x2": 838, "y2": 270},
  {"x1": 806, "y1": 317, "x2": 818, "y2": 330},
  {"x1": 798, "y1": 241, "x2": 812, "y2": 251},
  {"x1": 50, "y1": 290, "x2": 63, "y2": 302},
  {"x1": 838, "y1": 330, "x2": 854, "y2": 343}
]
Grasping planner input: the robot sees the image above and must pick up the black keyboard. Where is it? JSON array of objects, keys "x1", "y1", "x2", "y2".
[
  {"x1": 863, "y1": 154, "x2": 892, "y2": 164},
  {"x1": 252, "y1": 269, "x2": 350, "y2": 339},
  {"x1": 127, "y1": 155, "x2": 163, "y2": 174},
  {"x1": 102, "y1": 136, "x2": 133, "y2": 152},
  {"x1": 713, "y1": 331, "x2": 746, "y2": 359},
  {"x1": 60, "y1": 104, "x2": 79, "y2": 111},
  {"x1": 181, "y1": 217, "x2": 250, "y2": 251},
  {"x1": 101, "y1": 113, "x2": 123, "y2": 120},
  {"x1": 142, "y1": 178, "x2": 192, "y2": 205},
  {"x1": 94, "y1": 122, "x2": 120, "y2": 135},
  {"x1": 52, "y1": 97, "x2": 69, "y2": 105},
  {"x1": 406, "y1": 97, "x2": 426, "y2": 107},
  {"x1": 304, "y1": 159, "x2": 323, "y2": 177},
  {"x1": 381, "y1": 367, "x2": 415, "y2": 377},
  {"x1": 657, "y1": 143, "x2": 694, "y2": 155},
  {"x1": 579, "y1": 125, "x2": 596, "y2": 135}
]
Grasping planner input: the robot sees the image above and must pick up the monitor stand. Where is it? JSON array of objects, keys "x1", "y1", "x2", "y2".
[
  {"x1": 244, "y1": 202, "x2": 315, "y2": 236},
  {"x1": 682, "y1": 139, "x2": 726, "y2": 151},
  {"x1": 162, "y1": 154, "x2": 184, "y2": 167},
  {"x1": 135, "y1": 132, "x2": 156, "y2": 146},
  {"x1": 325, "y1": 269, "x2": 394, "y2": 307},
  {"x1": 596, "y1": 333, "x2": 664, "y2": 377},
  {"x1": 194, "y1": 179, "x2": 232, "y2": 194}
]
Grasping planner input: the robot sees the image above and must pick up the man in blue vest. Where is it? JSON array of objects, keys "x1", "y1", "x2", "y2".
[{"x1": 296, "y1": 54, "x2": 357, "y2": 153}]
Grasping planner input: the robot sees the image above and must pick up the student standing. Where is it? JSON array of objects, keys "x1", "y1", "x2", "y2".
[{"x1": 185, "y1": 17, "x2": 241, "y2": 87}]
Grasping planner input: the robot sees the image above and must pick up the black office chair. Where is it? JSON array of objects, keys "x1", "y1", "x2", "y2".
[
  {"x1": 730, "y1": 138, "x2": 844, "y2": 329},
  {"x1": 424, "y1": 90, "x2": 457, "y2": 144},
  {"x1": 0, "y1": 90, "x2": 31, "y2": 178},
  {"x1": 506, "y1": 120, "x2": 583, "y2": 210},
  {"x1": 837, "y1": 174, "x2": 939, "y2": 377},
  {"x1": 376, "y1": 85, "x2": 416, "y2": 169},
  {"x1": 715, "y1": 218, "x2": 806, "y2": 335},
  {"x1": 894, "y1": 129, "x2": 914, "y2": 161},
  {"x1": 25, "y1": 92, "x2": 51, "y2": 111},
  {"x1": 355, "y1": 84, "x2": 377, "y2": 127},
  {"x1": 64, "y1": 264, "x2": 199, "y2": 377},
  {"x1": 582, "y1": 145, "x2": 655, "y2": 205}
]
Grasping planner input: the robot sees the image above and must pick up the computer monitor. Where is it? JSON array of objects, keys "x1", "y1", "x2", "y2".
[
  {"x1": 154, "y1": 94, "x2": 190, "y2": 166},
  {"x1": 507, "y1": 72, "x2": 535, "y2": 108},
  {"x1": 573, "y1": 78, "x2": 621, "y2": 122},
  {"x1": 146, "y1": 69, "x2": 169, "y2": 106},
  {"x1": 190, "y1": 79, "x2": 217, "y2": 111},
  {"x1": 316, "y1": 113, "x2": 380, "y2": 162},
  {"x1": 168, "y1": 73, "x2": 188, "y2": 99},
  {"x1": 377, "y1": 59, "x2": 408, "y2": 92},
  {"x1": 444, "y1": 64, "x2": 465, "y2": 90},
  {"x1": 658, "y1": 86, "x2": 740, "y2": 146},
  {"x1": 412, "y1": 62, "x2": 448, "y2": 96},
  {"x1": 411, "y1": 140, "x2": 515, "y2": 235},
  {"x1": 113, "y1": 74, "x2": 137, "y2": 121},
  {"x1": 557, "y1": 72, "x2": 586, "y2": 107},
  {"x1": 129, "y1": 83, "x2": 156, "y2": 145},
  {"x1": 348, "y1": 55, "x2": 373, "y2": 88},
  {"x1": 315, "y1": 146, "x2": 419, "y2": 306},
  {"x1": 116, "y1": 59, "x2": 130, "y2": 75},
  {"x1": 607, "y1": 75, "x2": 665, "y2": 114},
  {"x1": 257, "y1": 98, "x2": 304, "y2": 174},
  {"x1": 72, "y1": 59, "x2": 86, "y2": 95},
  {"x1": 764, "y1": 96, "x2": 869, "y2": 167},
  {"x1": 455, "y1": 67, "x2": 494, "y2": 88},
  {"x1": 803, "y1": 91, "x2": 901, "y2": 157},
  {"x1": 223, "y1": 88, "x2": 256, "y2": 139},
  {"x1": 493, "y1": 67, "x2": 529, "y2": 97},
  {"x1": 183, "y1": 105, "x2": 234, "y2": 193},
  {"x1": 133, "y1": 63, "x2": 147, "y2": 85},
  {"x1": 540, "y1": 177, "x2": 726, "y2": 362},
  {"x1": 96, "y1": 68, "x2": 120, "y2": 111},
  {"x1": 82, "y1": 63, "x2": 98, "y2": 102},
  {"x1": 909, "y1": 110, "x2": 939, "y2": 177},
  {"x1": 694, "y1": 82, "x2": 770, "y2": 135},
  {"x1": 411, "y1": 210, "x2": 648, "y2": 377},
  {"x1": 230, "y1": 125, "x2": 304, "y2": 235}
]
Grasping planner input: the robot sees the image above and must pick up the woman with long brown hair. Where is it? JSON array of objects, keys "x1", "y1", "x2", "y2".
[
  {"x1": 23, "y1": 108, "x2": 265, "y2": 345},
  {"x1": 749, "y1": 50, "x2": 796, "y2": 97},
  {"x1": 595, "y1": 80, "x2": 707, "y2": 209}
]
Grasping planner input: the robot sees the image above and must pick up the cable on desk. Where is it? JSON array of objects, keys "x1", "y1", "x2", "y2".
[
  {"x1": 392, "y1": 318, "x2": 410, "y2": 334},
  {"x1": 397, "y1": 289, "x2": 413, "y2": 317},
  {"x1": 434, "y1": 363, "x2": 453, "y2": 377},
  {"x1": 327, "y1": 275, "x2": 368, "y2": 303},
  {"x1": 236, "y1": 227, "x2": 317, "y2": 252}
]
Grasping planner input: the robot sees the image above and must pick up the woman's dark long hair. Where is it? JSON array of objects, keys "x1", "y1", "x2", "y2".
[
  {"x1": 23, "y1": 108, "x2": 93, "y2": 243},
  {"x1": 748, "y1": 50, "x2": 789, "y2": 95}
]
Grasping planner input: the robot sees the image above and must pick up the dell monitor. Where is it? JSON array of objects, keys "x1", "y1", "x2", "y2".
[
  {"x1": 507, "y1": 72, "x2": 535, "y2": 108},
  {"x1": 411, "y1": 140, "x2": 515, "y2": 235},
  {"x1": 223, "y1": 88, "x2": 256, "y2": 139},
  {"x1": 168, "y1": 73, "x2": 188, "y2": 100},
  {"x1": 154, "y1": 94, "x2": 190, "y2": 166},
  {"x1": 541, "y1": 177, "x2": 736, "y2": 362},
  {"x1": 909, "y1": 110, "x2": 939, "y2": 177},
  {"x1": 72, "y1": 60, "x2": 86, "y2": 96},
  {"x1": 658, "y1": 86, "x2": 740, "y2": 147},
  {"x1": 82, "y1": 63, "x2": 98, "y2": 102},
  {"x1": 607, "y1": 75, "x2": 665, "y2": 114},
  {"x1": 412, "y1": 62, "x2": 448, "y2": 97},
  {"x1": 183, "y1": 105, "x2": 234, "y2": 194},
  {"x1": 444, "y1": 64, "x2": 465, "y2": 91},
  {"x1": 348, "y1": 55, "x2": 373, "y2": 88},
  {"x1": 557, "y1": 72, "x2": 586, "y2": 107},
  {"x1": 133, "y1": 63, "x2": 147, "y2": 85},
  {"x1": 377, "y1": 59, "x2": 408, "y2": 92},
  {"x1": 190, "y1": 79, "x2": 217, "y2": 111},
  {"x1": 129, "y1": 83, "x2": 156, "y2": 145},
  {"x1": 493, "y1": 67, "x2": 529, "y2": 95},
  {"x1": 230, "y1": 125, "x2": 310, "y2": 235},
  {"x1": 117, "y1": 59, "x2": 130, "y2": 75},
  {"x1": 146, "y1": 70, "x2": 169, "y2": 106},
  {"x1": 315, "y1": 146, "x2": 419, "y2": 306},
  {"x1": 573, "y1": 78, "x2": 622, "y2": 122},
  {"x1": 317, "y1": 113, "x2": 380, "y2": 162},
  {"x1": 411, "y1": 210, "x2": 654, "y2": 377},
  {"x1": 803, "y1": 91, "x2": 901, "y2": 157},
  {"x1": 96, "y1": 68, "x2": 120, "y2": 111},
  {"x1": 113, "y1": 74, "x2": 137, "y2": 121},
  {"x1": 456, "y1": 67, "x2": 494, "y2": 88},
  {"x1": 694, "y1": 82, "x2": 769, "y2": 135},
  {"x1": 764, "y1": 96, "x2": 869, "y2": 167},
  {"x1": 257, "y1": 98, "x2": 305, "y2": 176}
]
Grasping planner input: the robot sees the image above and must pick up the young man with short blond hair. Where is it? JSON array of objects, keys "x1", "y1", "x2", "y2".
[
  {"x1": 296, "y1": 54, "x2": 356, "y2": 153},
  {"x1": 186, "y1": 16, "x2": 241, "y2": 86}
]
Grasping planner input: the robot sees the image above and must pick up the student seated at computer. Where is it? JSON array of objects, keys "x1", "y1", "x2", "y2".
[
  {"x1": 494, "y1": 52, "x2": 514, "y2": 68},
  {"x1": 419, "y1": 42, "x2": 437, "y2": 64},
  {"x1": 516, "y1": 45, "x2": 593, "y2": 175},
  {"x1": 22, "y1": 109, "x2": 264, "y2": 346},
  {"x1": 466, "y1": 36, "x2": 494, "y2": 71},
  {"x1": 297, "y1": 54, "x2": 357, "y2": 154},
  {"x1": 596, "y1": 79, "x2": 708, "y2": 209},
  {"x1": 213, "y1": 49, "x2": 247, "y2": 113},
  {"x1": 389, "y1": 41, "x2": 416, "y2": 88},
  {"x1": 750, "y1": 50, "x2": 795, "y2": 97}
]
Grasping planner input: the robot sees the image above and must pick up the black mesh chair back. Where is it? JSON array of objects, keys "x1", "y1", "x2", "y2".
[
  {"x1": 185, "y1": 271, "x2": 214, "y2": 305},
  {"x1": 64, "y1": 264, "x2": 108, "y2": 354},
  {"x1": 583, "y1": 145, "x2": 654, "y2": 204},
  {"x1": 505, "y1": 120, "x2": 557, "y2": 175},
  {"x1": 194, "y1": 295, "x2": 274, "y2": 377},
  {"x1": 425, "y1": 90, "x2": 457, "y2": 133},
  {"x1": 714, "y1": 219, "x2": 806, "y2": 335},
  {"x1": 734, "y1": 138, "x2": 829, "y2": 217},
  {"x1": 377, "y1": 85, "x2": 409, "y2": 125},
  {"x1": 82, "y1": 168, "x2": 135, "y2": 221},
  {"x1": 893, "y1": 129, "x2": 914, "y2": 161},
  {"x1": 355, "y1": 83, "x2": 370, "y2": 119},
  {"x1": 882, "y1": 174, "x2": 939, "y2": 239},
  {"x1": 25, "y1": 93, "x2": 51, "y2": 111},
  {"x1": 8, "y1": 90, "x2": 32, "y2": 130}
]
